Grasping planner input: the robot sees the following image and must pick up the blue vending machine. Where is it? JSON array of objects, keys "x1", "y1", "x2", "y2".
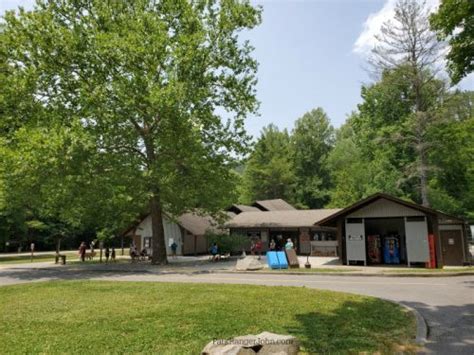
[{"x1": 383, "y1": 236, "x2": 400, "y2": 264}]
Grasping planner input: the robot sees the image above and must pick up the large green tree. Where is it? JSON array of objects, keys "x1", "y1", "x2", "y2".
[
  {"x1": 369, "y1": 0, "x2": 445, "y2": 206},
  {"x1": 291, "y1": 108, "x2": 334, "y2": 208},
  {"x1": 2, "y1": 0, "x2": 261, "y2": 264},
  {"x1": 240, "y1": 124, "x2": 296, "y2": 203},
  {"x1": 430, "y1": 0, "x2": 474, "y2": 84}
]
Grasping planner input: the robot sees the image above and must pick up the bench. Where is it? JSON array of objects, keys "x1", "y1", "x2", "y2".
[{"x1": 55, "y1": 254, "x2": 67, "y2": 265}]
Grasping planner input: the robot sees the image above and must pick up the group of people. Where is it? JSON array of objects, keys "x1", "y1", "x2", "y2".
[
  {"x1": 129, "y1": 241, "x2": 179, "y2": 261},
  {"x1": 254, "y1": 237, "x2": 294, "y2": 254},
  {"x1": 78, "y1": 241, "x2": 116, "y2": 262}
]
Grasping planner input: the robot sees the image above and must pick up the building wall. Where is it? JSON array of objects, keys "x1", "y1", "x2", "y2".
[
  {"x1": 348, "y1": 198, "x2": 425, "y2": 218},
  {"x1": 136, "y1": 215, "x2": 183, "y2": 255}
]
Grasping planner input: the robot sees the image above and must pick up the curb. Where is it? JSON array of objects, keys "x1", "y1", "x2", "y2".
[
  {"x1": 381, "y1": 299, "x2": 428, "y2": 346},
  {"x1": 222, "y1": 270, "x2": 474, "y2": 277}
]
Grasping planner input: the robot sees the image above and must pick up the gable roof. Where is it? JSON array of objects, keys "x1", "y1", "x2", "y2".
[
  {"x1": 122, "y1": 211, "x2": 220, "y2": 237},
  {"x1": 227, "y1": 204, "x2": 261, "y2": 213},
  {"x1": 317, "y1": 192, "x2": 464, "y2": 226},
  {"x1": 253, "y1": 199, "x2": 296, "y2": 211},
  {"x1": 226, "y1": 209, "x2": 342, "y2": 229},
  {"x1": 177, "y1": 213, "x2": 217, "y2": 236}
]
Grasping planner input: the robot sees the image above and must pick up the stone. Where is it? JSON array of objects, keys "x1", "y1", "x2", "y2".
[
  {"x1": 235, "y1": 256, "x2": 264, "y2": 271},
  {"x1": 201, "y1": 342, "x2": 256, "y2": 355},
  {"x1": 255, "y1": 332, "x2": 300, "y2": 355},
  {"x1": 201, "y1": 332, "x2": 299, "y2": 355}
]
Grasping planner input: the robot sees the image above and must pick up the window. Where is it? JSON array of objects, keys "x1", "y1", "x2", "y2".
[
  {"x1": 144, "y1": 237, "x2": 152, "y2": 248},
  {"x1": 406, "y1": 216, "x2": 425, "y2": 222},
  {"x1": 347, "y1": 218, "x2": 363, "y2": 224},
  {"x1": 312, "y1": 232, "x2": 336, "y2": 241},
  {"x1": 247, "y1": 231, "x2": 261, "y2": 238}
]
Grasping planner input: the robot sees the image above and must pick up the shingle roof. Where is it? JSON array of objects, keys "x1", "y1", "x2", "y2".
[
  {"x1": 253, "y1": 199, "x2": 296, "y2": 211},
  {"x1": 226, "y1": 209, "x2": 342, "y2": 228},
  {"x1": 177, "y1": 213, "x2": 217, "y2": 236},
  {"x1": 232, "y1": 204, "x2": 261, "y2": 212}
]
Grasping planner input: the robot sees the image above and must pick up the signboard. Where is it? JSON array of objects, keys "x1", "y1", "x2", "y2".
[{"x1": 348, "y1": 235, "x2": 363, "y2": 241}]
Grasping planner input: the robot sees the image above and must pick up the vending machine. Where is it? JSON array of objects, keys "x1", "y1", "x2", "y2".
[
  {"x1": 383, "y1": 236, "x2": 400, "y2": 264},
  {"x1": 367, "y1": 235, "x2": 382, "y2": 264}
]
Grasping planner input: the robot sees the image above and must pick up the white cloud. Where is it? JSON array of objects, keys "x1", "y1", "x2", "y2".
[{"x1": 353, "y1": 0, "x2": 440, "y2": 57}]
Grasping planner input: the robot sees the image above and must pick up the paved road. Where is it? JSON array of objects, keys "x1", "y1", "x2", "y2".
[{"x1": 0, "y1": 265, "x2": 472, "y2": 354}]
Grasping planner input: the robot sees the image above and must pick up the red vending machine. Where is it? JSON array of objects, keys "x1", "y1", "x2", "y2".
[
  {"x1": 426, "y1": 234, "x2": 436, "y2": 268},
  {"x1": 367, "y1": 235, "x2": 382, "y2": 264}
]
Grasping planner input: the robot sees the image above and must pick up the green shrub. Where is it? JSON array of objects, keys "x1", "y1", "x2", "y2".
[{"x1": 205, "y1": 233, "x2": 250, "y2": 255}]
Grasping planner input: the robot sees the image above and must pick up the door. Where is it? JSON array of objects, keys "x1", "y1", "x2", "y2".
[
  {"x1": 183, "y1": 233, "x2": 195, "y2": 255},
  {"x1": 345, "y1": 218, "x2": 366, "y2": 265},
  {"x1": 132, "y1": 234, "x2": 142, "y2": 251},
  {"x1": 441, "y1": 230, "x2": 464, "y2": 266},
  {"x1": 405, "y1": 217, "x2": 429, "y2": 265}
]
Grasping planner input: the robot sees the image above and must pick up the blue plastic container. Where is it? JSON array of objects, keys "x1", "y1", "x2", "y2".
[
  {"x1": 267, "y1": 251, "x2": 280, "y2": 269},
  {"x1": 276, "y1": 251, "x2": 289, "y2": 269}
]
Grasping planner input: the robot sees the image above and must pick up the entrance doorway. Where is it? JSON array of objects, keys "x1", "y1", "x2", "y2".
[
  {"x1": 440, "y1": 230, "x2": 464, "y2": 266},
  {"x1": 364, "y1": 218, "x2": 407, "y2": 265}
]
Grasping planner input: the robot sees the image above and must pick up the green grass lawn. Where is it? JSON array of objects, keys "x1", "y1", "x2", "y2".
[
  {"x1": 0, "y1": 281, "x2": 416, "y2": 354},
  {"x1": 0, "y1": 252, "x2": 79, "y2": 265},
  {"x1": 0, "y1": 252, "x2": 131, "y2": 265}
]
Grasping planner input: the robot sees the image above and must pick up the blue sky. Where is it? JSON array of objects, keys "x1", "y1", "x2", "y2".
[{"x1": 2, "y1": 0, "x2": 472, "y2": 138}]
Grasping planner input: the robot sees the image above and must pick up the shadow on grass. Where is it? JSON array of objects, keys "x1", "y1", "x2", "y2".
[{"x1": 289, "y1": 298, "x2": 416, "y2": 353}]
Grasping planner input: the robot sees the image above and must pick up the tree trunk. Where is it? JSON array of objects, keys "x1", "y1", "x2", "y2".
[
  {"x1": 142, "y1": 132, "x2": 168, "y2": 265},
  {"x1": 150, "y1": 193, "x2": 168, "y2": 264},
  {"x1": 419, "y1": 147, "x2": 429, "y2": 207}
]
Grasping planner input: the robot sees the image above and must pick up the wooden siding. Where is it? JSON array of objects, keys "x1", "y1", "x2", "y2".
[
  {"x1": 136, "y1": 215, "x2": 183, "y2": 255},
  {"x1": 347, "y1": 198, "x2": 425, "y2": 218}
]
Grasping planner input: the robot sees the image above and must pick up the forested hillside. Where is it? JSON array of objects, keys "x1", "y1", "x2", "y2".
[{"x1": 239, "y1": 0, "x2": 474, "y2": 219}]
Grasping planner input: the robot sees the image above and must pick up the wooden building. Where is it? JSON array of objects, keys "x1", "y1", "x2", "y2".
[
  {"x1": 316, "y1": 193, "x2": 469, "y2": 267},
  {"x1": 123, "y1": 212, "x2": 217, "y2": 256}
]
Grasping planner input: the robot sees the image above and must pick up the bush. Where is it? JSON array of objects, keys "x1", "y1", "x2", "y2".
[{"x1": 205, "y1": 233, "x2": 250, "y2": 255}]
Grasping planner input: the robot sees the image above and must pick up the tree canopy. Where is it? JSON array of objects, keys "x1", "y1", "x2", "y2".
[
  {"x1": 430, "y1": 0, "x2": 474, "y2": 84},
  {"x1": 1, "y1": 0, "x2": 261, "y2": 261}
]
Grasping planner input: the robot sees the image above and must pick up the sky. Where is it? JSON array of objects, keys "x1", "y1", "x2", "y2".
[{"x1": 1, "y1": 0, "x2": 473, "y2": 138}]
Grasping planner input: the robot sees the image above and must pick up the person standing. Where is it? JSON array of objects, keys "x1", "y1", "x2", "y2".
[
  {"x1": 269, "y1": 239, "x2": 276, "y2": 251},
  {"x1": 170, "y1": 241, "x2": 178, "y2": 259},
  {"x1": 79, "y1": 242, "x2": 87, "y2": 262},
  {"x1": 250, "y1": 240, "x2": 256, "y2": 255},
  {"x1": 285, "y1": 238, "x2": 294, "y2": 250},
  {"x1": 255, "y1": 238, "x2": 263, "y2": 260},
  {"x1": 111, "y1": 247, "x2": 116, "y2": 262},
  {"x1": 210, "y1": 243, "x2": 219, "y2": 262},
  {"x1": 105, "y1": 246, "x2": 110, "y2": 263}
]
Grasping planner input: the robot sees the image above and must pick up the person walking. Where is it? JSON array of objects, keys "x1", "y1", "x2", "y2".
[{"x1": 111, "y1": 247, "x2": 116, "y2": 262}]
